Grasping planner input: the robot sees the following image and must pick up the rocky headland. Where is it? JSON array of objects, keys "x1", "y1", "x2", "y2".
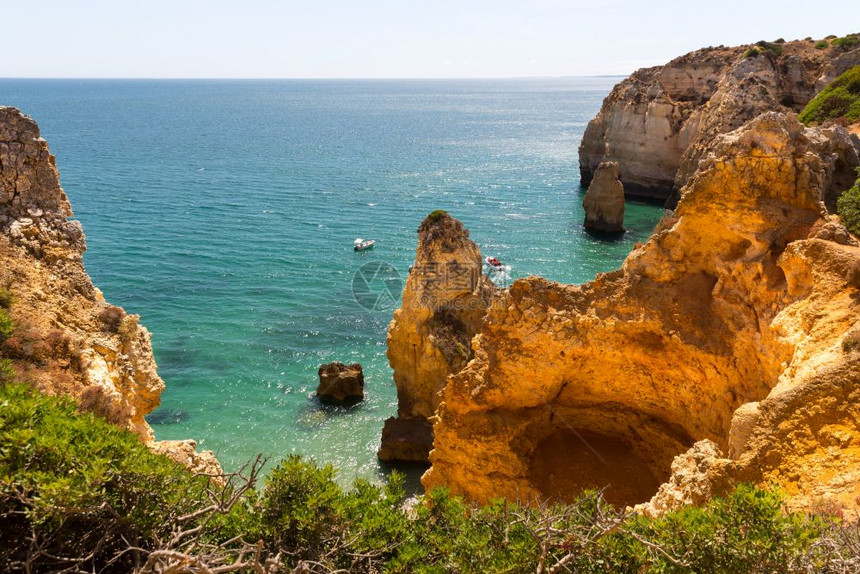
[
  {"x1": 0, "y1": 106, "x2": 220, "y2": 475},
  {"x1": 579, "y1": 36, "x2": 860, "y2": 206},
  {"x1": 421, "y1": 112, "x2": 860, "y2": 515},
  {"x1": 384, "y1": 76, "x2": 860, "y2": 514}
]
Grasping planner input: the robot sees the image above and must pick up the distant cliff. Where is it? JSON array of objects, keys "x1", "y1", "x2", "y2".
[
  {"x1": 579, "y1": 36, "x2": 860, "y2": 206},
  {"x1": 0, "y1": 107, "x2": 219, "y2": 474}
]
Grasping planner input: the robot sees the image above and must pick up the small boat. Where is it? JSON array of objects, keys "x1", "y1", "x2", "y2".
[
  {"x1": 485, "y1": 256, "x2": 503, "y2": 269},
  {"x1": 354, "y1": 238, "x2": 376, "y2": 252}
]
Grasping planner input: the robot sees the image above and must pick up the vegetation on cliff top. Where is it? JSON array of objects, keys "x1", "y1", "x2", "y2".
[
  {"x1": 838, "y1": 168, "x2": 860, "y2": 236},
  {"x1": 2, "y1": 383, "x2": 859, "y2": 573},
  {"x1": 799, "y1": 66, "x2": 860, "y2": 125}
]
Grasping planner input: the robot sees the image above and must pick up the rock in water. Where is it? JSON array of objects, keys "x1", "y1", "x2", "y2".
[
  {"x1": 582, "y1": 161, "x2": 625, "y2": 233},
  {"x1": 380, "y1": 210, "x2": 495, "y2": 462},
  {"x1": 317, "y1": 362, "x2": 365, "y2": 406},
  {"x1": 377, "y1": 416, "x2": 434, "y2": 462}
]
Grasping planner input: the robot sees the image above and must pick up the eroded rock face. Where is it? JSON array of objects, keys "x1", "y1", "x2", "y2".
[
  {"x1": 0, "y1": 107, "x2": 220, "y2": 475},
  {"x1": 579, "y1": 40, "x2": 860, "y2": 203},
  {"x1": 379, "y1": 212, "x2": 494, "y2": 462},
  {"x1": 424, "y1": 113, "x2": 860, "y2": 516},
  {"x1": 316, "y1": 362, "x2": 365, "y2": 406},
  {"x1": 582, "y1": 161, "x2": 625, "y2": 233}
]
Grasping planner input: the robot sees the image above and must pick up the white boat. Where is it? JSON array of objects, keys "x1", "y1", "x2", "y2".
[
  {"x1": 485, "y1": 256, "x2": 503, "y2": 269},
  {"x1": 354, "y1": 238, "x2": 376, "y2": 252}
]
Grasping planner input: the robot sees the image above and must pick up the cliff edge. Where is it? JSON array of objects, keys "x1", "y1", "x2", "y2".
[
  {"x1": 579, "y1": 37, "x2": 860, "y2": 206},
  {"x1": 0, "y1": 107, "x2": 219, "y2": 474}
]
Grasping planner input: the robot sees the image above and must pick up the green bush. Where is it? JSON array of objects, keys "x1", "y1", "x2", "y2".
[
  {"x1": 0, "y1": 382, "x2": 210, "y2": 572},
  {"x1": 755, "y1": 40, "x2": 783, "y2": 56},
  {"x1": 744, "y1": 47, "x2": 761, "y2": 59},
  {"x1": 0, "y1": 287, "x2": 12, "y2": 309},
  {"x1": 837, "y1": 168, "x2": 860, "y2": 235},
  {"x1": 832, "y1": 35, "x2": 860, "y2": 49},
  {"x1": 0, "y1": 309, "x2": 13, "y2": 343},
  {"x1": 426, "y1": 209, "x2": 448, "y2": 221},
  {"x1": 0, "y1": 359, "x2": 13, "y2": 383},
  {"x1": 799, "y1": 66, "x2": 860, "y2": 125},
  {"x1": 815, "y1": 40, "x2": 830, "y2": 49}
]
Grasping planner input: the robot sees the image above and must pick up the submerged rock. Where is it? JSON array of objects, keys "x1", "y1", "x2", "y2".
[
  {"x1": 582, "y1": 161, "x2": 625, "y2": 234},
  {"x1": 316, "y1": 362, "x2": 365, "y2": 406}
]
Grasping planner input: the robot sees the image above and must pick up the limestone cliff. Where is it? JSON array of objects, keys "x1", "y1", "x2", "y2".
[
  {"x1": 423, "y1": 113, "x2": 860, "y2": 516},
  {"x1": 379, "y1": 212, "x2": 494, "y2": 462},
  {"x1": 0, "y1": 107, "x2": 219, "y2": 474},
  {"x1": 579, "y1": 38, "x2": 860, "y2": 205}
]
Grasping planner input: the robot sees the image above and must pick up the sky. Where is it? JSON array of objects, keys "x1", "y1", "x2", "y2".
[{"x1": 3, "y1": 0, "x2": 859, "y2": 78}]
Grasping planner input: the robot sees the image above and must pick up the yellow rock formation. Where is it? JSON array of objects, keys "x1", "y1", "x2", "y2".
[
  {"x1": 379, "y1": 212, "x2": 494, "y2": 461},
  {"x1": 420, "y1": 113, "x2": 860, "y2": 516}
]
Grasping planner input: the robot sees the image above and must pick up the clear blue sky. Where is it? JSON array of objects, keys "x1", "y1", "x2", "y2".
[{"x1": 4, "y1": 1, "x2": 858, "y2": 78}]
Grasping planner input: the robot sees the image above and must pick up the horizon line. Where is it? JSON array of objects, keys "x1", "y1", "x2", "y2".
[{"x1": 0, "y1": 74, "x2": 630, "y2": 81}]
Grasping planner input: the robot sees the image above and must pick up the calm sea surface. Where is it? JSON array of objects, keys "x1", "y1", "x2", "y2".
[{"x1": 0, "y1": 78, "x2": 662, "y2": 485}]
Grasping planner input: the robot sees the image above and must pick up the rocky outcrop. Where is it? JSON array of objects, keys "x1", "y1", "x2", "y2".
[
  {"x1": 582, "y1": 161, "x2": 625, "y2": 233},
  {"x1": 423, "y1": 113, "x2": 860, "y2": 516},
  {"x1": 316, "y1": 362, "x2": 365, "y2": 406},
  {"x1": 378, "y1": 211, "x2": 494, "y2": 462},
  {"x1": 0, "y1": 107, "x2": 219, "y2": 475},
  {"x1": 579, "y1": 39, "x2": 860, "y2": 204}
]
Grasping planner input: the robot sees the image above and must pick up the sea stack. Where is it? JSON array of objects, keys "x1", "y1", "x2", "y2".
[
  {"x1": 316, "y1": 362, "x2": 365, "y2": 406},
  {"x1": 379, "y1": 210, "x2": 494, "y2": 462},
  {"x1": 582, "y1": 161, "x2": 625, "y2": 234}
]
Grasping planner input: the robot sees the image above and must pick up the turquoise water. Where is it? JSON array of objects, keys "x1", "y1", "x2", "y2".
[{"x1": 0, "y1": 79, "x2": 662, "y2": 484}]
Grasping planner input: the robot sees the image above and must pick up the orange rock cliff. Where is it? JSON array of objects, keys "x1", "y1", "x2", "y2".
[
  {"x1": 0, "y1": 106, "x2": 220, "y2": 476},
  {"x1": 388, "y1": 91, "x2": 860, "y2": 513}
]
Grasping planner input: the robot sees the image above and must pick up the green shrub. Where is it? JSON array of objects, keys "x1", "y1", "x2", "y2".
[
  {"x1": 0, "y1": 382, "x2": 210, "y2": 572},
  {"x1": 426, "y1": 209, "x2": 448, "y2": 221},
  {"x1": 0, "y1": 309, "x2": 12, "y2": 343},
  {"x1": 815, "y1": 40, "x2": 830, "y2": 49},
  {"x1": 260, "y1": 455, "x2": 343, "y2": 554},
  {"x1": 744, "y1": 47, "x2": 761, "y2": 58},
  {"x1": 799, "y1": 66, "x2": 860, "y2": 125},
  {"x1": 0, "y1": 287, "x2": 12, "y2": 309},
  {"x1": 832, "y1": 35, "x2": 860, "y2": 49},
  {"x1": 755, "y1": 40, "x2": 783, "y2": 56},
  {"x1": 0, "y1": 359, "x2": 13, "y2": 383},
  {"x1": 837, "y1": 168, "x2": 860, "y2": 235}
]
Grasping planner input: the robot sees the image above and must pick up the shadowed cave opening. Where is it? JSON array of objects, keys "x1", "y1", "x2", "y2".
[{"x1": 529, "y1": 428, "x2": 664, "y2": 508}]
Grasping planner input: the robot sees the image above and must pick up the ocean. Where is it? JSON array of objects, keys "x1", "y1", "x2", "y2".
[{"x1": 0, "y1": 78, "x2": 663, "y2": 486}]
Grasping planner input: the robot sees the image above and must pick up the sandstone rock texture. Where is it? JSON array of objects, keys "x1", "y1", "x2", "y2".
[
  {"x1": 0, "y1": 107, "x2": 219, "y2": 475},
  {"x1": 582, "y1": 161, "x2": 625, "y2": 233},
  {"x1": 579, "y1": 40, "x2": 860, "y2": 205},
  {"x1": 379, "y1": 212, "x2": 494, "y2": 462},
  {"x1": 422, "y1": 113, "x2": 860, "y2": 517},
  {"x1": 316, "y1": 361, "x2": 365, "y2": 406}
]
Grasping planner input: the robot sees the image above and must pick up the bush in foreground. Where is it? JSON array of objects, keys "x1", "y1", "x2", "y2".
[{"x1": 2, "y1": 383, "x2": 859, "y2": 572}]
